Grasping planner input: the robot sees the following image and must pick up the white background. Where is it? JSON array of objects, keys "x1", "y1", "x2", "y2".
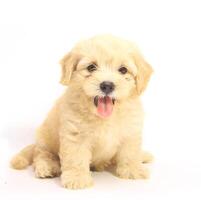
[{"x1": 0, "y1": 0, "x2": 201, "y2": 199}]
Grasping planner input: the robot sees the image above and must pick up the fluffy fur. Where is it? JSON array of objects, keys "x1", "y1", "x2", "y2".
[{"x1": 11, "y1": 35, "x2": 153, "y2": 189}]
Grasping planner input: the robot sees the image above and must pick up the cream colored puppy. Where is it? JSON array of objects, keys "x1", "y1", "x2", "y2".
[{"x1": 11, "y1": 35, "x2": 153, "y2": 189}]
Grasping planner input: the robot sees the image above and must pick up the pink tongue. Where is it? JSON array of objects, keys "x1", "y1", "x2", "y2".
[{"x1": 97, "y1": 96, "x2": 113, "y2": 118}]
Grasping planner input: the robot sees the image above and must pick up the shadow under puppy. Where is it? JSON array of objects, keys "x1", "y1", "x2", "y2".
[{"x1": 11, "y1": 35, "x2": 153, "y2": 189}]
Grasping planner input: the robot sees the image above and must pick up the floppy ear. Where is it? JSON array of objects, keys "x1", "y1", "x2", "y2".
[
  {"x1": 60, "y1": 52, "x2": 80, "y2": 85},
  {"x1": 134, "y1": 51, "x2": 153, "y2": 95}
]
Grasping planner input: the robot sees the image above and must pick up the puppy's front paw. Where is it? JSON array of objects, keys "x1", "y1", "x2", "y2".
[
  {"x1": 61, "y1": 170, "x2": 93, "y2": 189},
  {"x1": 116, "y1": 163, "x2": 149, "y2": 179}
]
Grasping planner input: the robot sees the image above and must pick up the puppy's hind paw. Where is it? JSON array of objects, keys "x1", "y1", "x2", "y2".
[
  {"x1": 116, "y1": 164, "x2": 150, "y2": 179},
  {"x1": 142, "y1": 151, "x2": 154, "y2": 164},
  {"x1": 34, "y1": 160, "x2": 61, "y2": 178}
]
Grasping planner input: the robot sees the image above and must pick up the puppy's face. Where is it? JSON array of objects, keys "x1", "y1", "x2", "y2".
[{"x1": 60, "y1": 35, "x2": 153, "y2": 118}]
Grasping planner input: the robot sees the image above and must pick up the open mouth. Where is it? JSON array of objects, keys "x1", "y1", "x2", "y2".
[{"x1": 94, "y1": 96, "x2": 115, "y2": 118}]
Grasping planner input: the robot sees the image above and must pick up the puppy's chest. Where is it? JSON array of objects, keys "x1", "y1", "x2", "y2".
[
  {"x1": 89, "y1": 121, "x2": 122, "y2": 163},
  {"x1": 78, "y1": 105, "x2": 142, "y2": 163}
]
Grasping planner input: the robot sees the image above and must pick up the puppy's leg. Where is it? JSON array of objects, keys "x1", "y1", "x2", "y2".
[
  {"x1": 59, "y1": 133, "x2": 93, "y2": 189},
  {"x1": 33, "y1": 146, "x2": 61, "y2": 178},
  {"x1": 115, "y1": 134, "x2": 149, "y2": 179}
]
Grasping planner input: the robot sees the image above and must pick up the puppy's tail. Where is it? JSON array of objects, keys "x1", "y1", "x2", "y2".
[
  {"x1": 142, "y1": 151, "x2": 154, "y2": 163},
  {"x1": 10, "y1": 144, "x2": 35, "y2": 169}
]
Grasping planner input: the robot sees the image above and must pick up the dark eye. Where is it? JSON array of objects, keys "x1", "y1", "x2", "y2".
[
  {"x1": 87, "y1": 64, "x2": 97, "y2": 72},
  {"x1": 118, "y1": 66, "x2": 128, "y2": 74}
]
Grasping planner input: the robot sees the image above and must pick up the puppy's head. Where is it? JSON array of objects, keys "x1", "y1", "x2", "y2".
[{"x1": 60, "y1": 35, "x2": 153, "y2": 118}]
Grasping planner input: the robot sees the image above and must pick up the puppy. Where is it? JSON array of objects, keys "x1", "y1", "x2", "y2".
[{"x1": 11, "y1": 35, "x2": 153, "y2": 189}]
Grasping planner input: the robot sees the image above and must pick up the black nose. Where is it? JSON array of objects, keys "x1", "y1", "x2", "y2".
[{"x1": 100, "y1": 81, "x2": 115, "y2": 94}]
